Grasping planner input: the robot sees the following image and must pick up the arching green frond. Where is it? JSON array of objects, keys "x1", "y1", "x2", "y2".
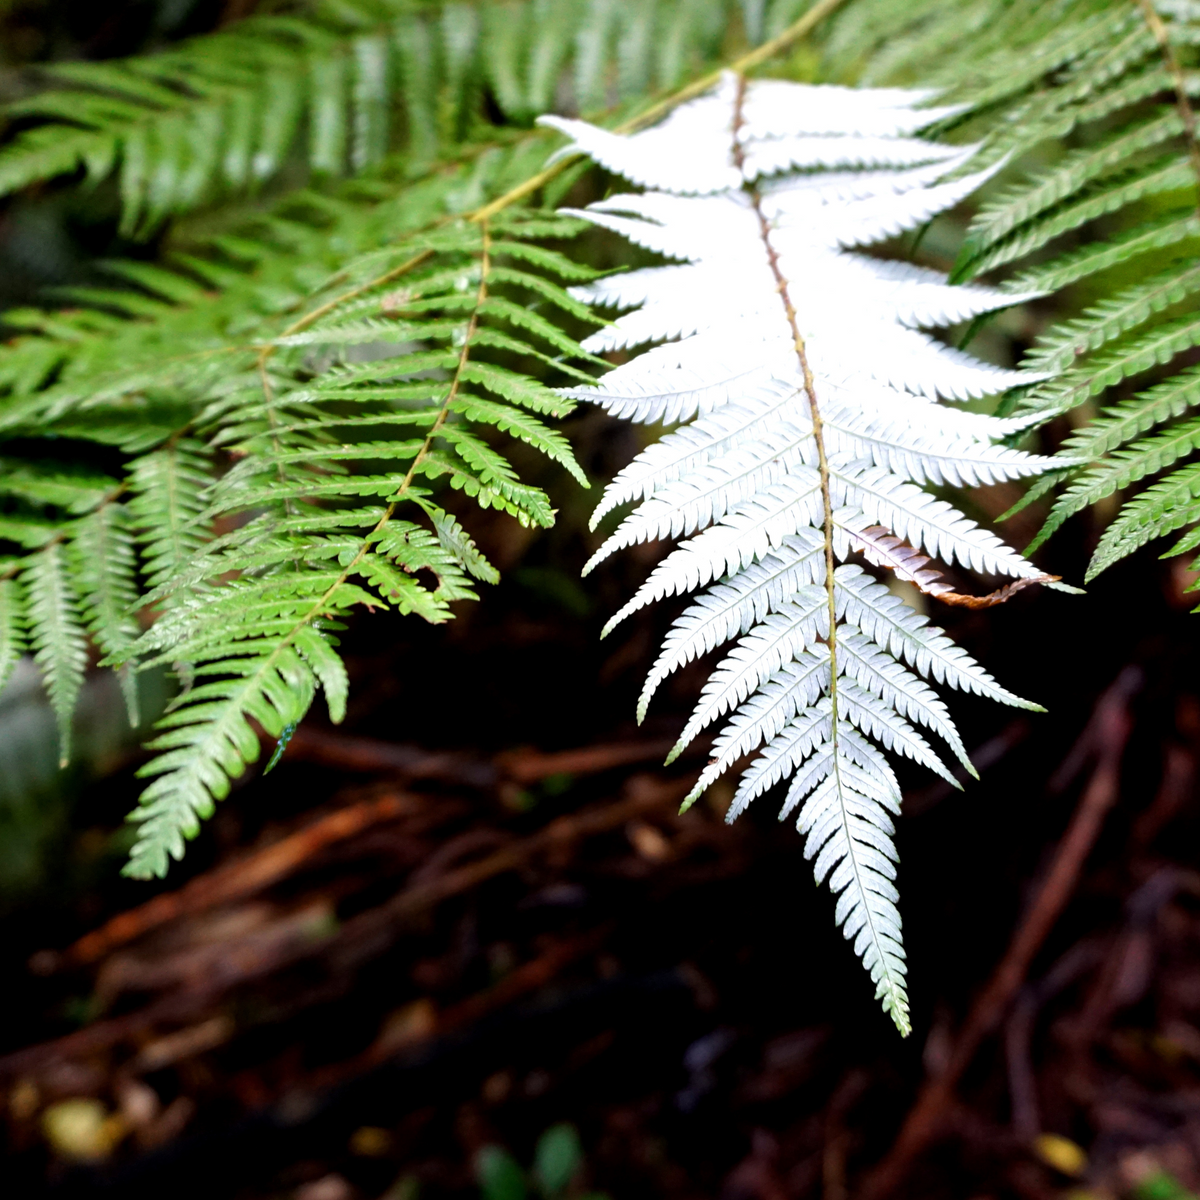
[
  {"x1": 0, "y1": 121, "x2": 608, "y2": 875},
  {"x1": 111, "y1": 208, "x2": 597, "y2": 877},
  {"x1": 0, "y1": 0, "x2": 744, "y2": 232},
  {"x1": 1089, "y1": 460, "x2": 1200, "y2": 578},
  {"x1": 878, "y1": 0, "x2": 1200, "y2": 585}
]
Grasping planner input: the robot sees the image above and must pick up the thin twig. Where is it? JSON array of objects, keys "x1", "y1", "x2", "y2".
[
  {"x1": 43, "y1": 733, "x2": 691, "y2": 969},
  {"x1": 1134, "y1": 0, "x2": 1200, "y2": 204},
  {"x1": 45, "y1": 792, "x2": 423, "y2": 969},
  {"x1": 304, "y1": 925, "x2": 614, "y2": 1093},
  {"x1": 327, "y1": 774, "x2": 692, "y2": 971},
  {"x1": 823, "y1": 1071, "x2": 871, "y2": 1200},
  {"x1": 1004, "y1": 938, "x2": 1104, "y2": 1141}
]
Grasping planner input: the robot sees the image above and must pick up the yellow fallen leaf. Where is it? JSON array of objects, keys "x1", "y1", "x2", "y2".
[
  {"x1": 41, "y1": 1098, "x2": 126, "y2": 1162},
  {"x1": 1034, "y1": 1132, "x2": 1088, "y2": 1178}
]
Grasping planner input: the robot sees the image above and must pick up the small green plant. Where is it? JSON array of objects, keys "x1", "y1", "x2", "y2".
[
  {"x1": 1130, "y1": 1167, "x2": 1200, "y2": 1200},
  {"x1": 475, "y1": 1123, "x2": 608, "y2": 1200}
]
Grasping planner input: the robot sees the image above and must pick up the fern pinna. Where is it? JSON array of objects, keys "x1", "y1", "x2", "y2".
[
  {"x1": 928, "y1": 0, "x2": 1200, "y2": 589},
  {"x1": 542, "y1": 74, "x2": 1063, "y2": 1032}
]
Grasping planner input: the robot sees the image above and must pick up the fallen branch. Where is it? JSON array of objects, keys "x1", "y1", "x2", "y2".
[
  {"x1": 41, "y1": 735, "x2": 689, "y2": 973},
  {"x1": 323, "y1": 773, "x2": 693, "y2": 974},
  {"x1": 1, "y1": 774, "x2": 689, "y2": 1078},
  {"x1": 302, "y1": 925, "x2": 615, "y2": 1096},
  {"x1": 40, "y1": 791, "x2": 424, "y2": 971},
  {"x1": 276, "y1": 727, "x2": 682, "y2": 786}
]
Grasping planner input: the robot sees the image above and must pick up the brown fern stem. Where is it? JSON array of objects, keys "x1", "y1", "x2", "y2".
[
  {"x1": 730, "y1": 76, "x2": 840, "y2": 716},
  {"x1": 1134, "y1": 0, "x2": 1200, "y2": 202}
]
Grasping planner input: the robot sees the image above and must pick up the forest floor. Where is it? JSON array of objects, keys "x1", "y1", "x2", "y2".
[{"x1": 1, "y1": 447, "x2": 1198, "y2": 1200}]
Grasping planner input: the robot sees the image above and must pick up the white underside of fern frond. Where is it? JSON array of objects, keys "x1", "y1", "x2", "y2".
[{"x1": 539, "y1": 72, "x2": 1052, "y2": 1036}]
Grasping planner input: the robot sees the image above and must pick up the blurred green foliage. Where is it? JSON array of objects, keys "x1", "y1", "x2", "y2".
[{"x1": 476, "y1": 1123, "x2": 608, "y2": 1200}]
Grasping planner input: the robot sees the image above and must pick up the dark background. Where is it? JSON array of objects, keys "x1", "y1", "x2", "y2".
[{"x1": 2, "y1": 4, "x2": 1199, "y2": 1200}]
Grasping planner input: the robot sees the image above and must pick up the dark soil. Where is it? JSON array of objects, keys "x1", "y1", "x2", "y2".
[{"x1": 1, "y1": 441, "x2": 1198, "y2": 1200}]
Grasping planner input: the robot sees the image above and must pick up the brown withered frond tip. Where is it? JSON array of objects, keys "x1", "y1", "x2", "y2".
[{"x1": 851, "y1": 526, "x2": 1059, "y2": 610}]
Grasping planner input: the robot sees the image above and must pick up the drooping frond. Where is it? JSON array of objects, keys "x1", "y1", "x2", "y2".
[
  {"x1": 128, "y1": 441, "x2": 212, "y2": 593},
  {"x1": 0, "y1": 577, "x2": 28, "y2": 699},
  {"x1": 915, "y1": 0, "x2": 1200, "y2": 587},
  {"x1": 544, "y1": 73, "x2": 1056, "y2": 1032},
  {"x1": 0, "y1": 132, "x2": 600, "y2": 877},
  {"x1": 0, "y1": 0, "x2": 749, "y2": 233},
  {"x1": 110, "y1": 203, "x2": 597, "y2": 880}
]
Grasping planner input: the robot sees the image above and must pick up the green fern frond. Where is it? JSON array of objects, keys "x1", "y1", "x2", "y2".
[
  {"x1": 128, "y1": 441, "x2": 213, "y2": 593},
  {"x1": 104, "y1": 204, "x2": 600, "y2": 877},
  {"x1": 896, "y1": 0, "x2": 1200, "y2": 583},
  {"x1": 958, "y1": 156, "x2": 1194, "y2": 280},
  {"x1": 1007, "y1": 209, "x2": 1200, "y2": 296},
  {"x1": 963, "y1": 110, "x2": 1184, "y2": 257},
  {"x1": 1025, "y1": 314, "x2": 1200, "y2": 416},
  {"x1": 1061, "y1": 366, "x2": 1200, "y2": 461},
  {"x1": 0, "y1": 458, "x2": 116, "y2": 515},
  {"x1": 1022, "y1": 261, "x2": 1200, "y2": 375},
  {"x1": 0, "y1": 0, "x2": 744, "y2": 232},
  {"x1": 0, "y1": 120, "x2": 606, "y2": 875},
  {"x1": 127, "y1": 641, "x2": 318, "y2": 879},
  {"x1": 1089, "y1": 460, "x2": 1200, "y2": 579},
  {"x1": 1072, "y1": 413, "x2": 1200, "y2": 510}
]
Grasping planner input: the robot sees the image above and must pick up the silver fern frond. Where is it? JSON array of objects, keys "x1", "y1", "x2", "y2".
[{"x1": 542, "y1": 73, "x2": 1062, "y2": 1034}]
